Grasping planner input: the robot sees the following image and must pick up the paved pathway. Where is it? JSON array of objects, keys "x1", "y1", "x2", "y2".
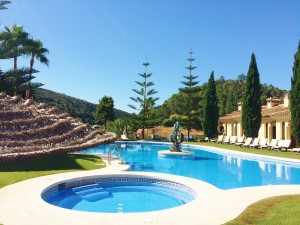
[{"x1": 0, "y1": 155, "x2": 300, "y2": 225}]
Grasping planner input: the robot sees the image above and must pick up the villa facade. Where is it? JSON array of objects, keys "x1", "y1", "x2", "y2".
[{"x1": 219, "y1": 94, "x2": 294, "y2": 146}]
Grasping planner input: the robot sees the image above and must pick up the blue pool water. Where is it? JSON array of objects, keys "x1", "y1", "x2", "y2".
[
  {"x1": 80, "y1": 142, "x2": 300, "y2": 190},
  {"x1": 44, "y1": 181, "x2": 195, "y2": 213}
]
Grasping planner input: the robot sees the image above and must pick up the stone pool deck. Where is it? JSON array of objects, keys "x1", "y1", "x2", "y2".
[{"x1": 1, "y1": 153, "x2": 300, "y2": 225}]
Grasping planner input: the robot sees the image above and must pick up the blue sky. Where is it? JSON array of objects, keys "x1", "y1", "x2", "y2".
[{"x1": 1, "y1": 0, "x2": 299, "y2": 113}]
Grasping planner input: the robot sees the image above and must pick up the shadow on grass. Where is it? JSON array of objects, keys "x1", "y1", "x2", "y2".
[{"x1": 0, "y1": 154, "x2": 100, "y2": 172}]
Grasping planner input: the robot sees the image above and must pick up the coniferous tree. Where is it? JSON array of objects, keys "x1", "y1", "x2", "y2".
[
  {"x1": 291, "y1": 41, "x2": 300, "y2": 146},
  {"x1": 203, "y1": 71, "x2": 219, "y2": 139},
  {"x1": 178, "y1": 49, "x2": 200, "y2": 140},
  {"x1": 242, "y1": 53, "x2": 262, "y2": 137},
  {"x1": 95, "y1": 96, "x2": 115, "y2": 130},
  {"x1": 219, "y1": 94, "x2": 226, "y2": 116},
  {"x1": 129, "y1": 59, "x2": 159, "y2": 139}
]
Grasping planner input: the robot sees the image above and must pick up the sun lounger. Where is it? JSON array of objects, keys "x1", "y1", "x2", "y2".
[
  {"x1": 121, "y1": 135, "x2": 129, "y2": 140},
  {"x1": 249, "y1": 138, "x2": 260, "y2": 148},
  {"x1": 272, "y1": 140, "x2": 284, "y2": 150},
  {"x1": 235, "y1": 136, "x2": 245, "y2": 146},
  {"x1": 216, "y1": 135, "x2": 224, "y2": 143},
  {"x1": 230, "y1": 136, "x2": 237, "y2": 144},
  {"x1": 222, "y1": 136, "x2": 231, "y2": 144},
  {"x1": 292, "y1": 148, "x2": 300, "y2": 153},
  {"x1": 257, "y1": 138, "x2": 268, "y2": 149},
  {"x1": 260, "y1": 139, "x2": 278, "y2": 149},
  {"x1": 272, "y1": 140, "x2": 291, "y2": 151},
  {"x1": 242, "y1": 137, "x2": 253, "y2": 147}
]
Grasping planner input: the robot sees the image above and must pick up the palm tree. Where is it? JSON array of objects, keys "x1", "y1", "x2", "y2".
[
  {"x1": 0, "y1": 1, "x2": 11, "y2": 10},
  {"x1": 25, "y1": 39, "x2": 49, "y2": 99},
  {"x1": 0, "y1": 24, "x2": 28, "y2": 95}
]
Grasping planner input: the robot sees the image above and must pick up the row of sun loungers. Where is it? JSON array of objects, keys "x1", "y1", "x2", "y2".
[{"x1": 214, "y1": 135, "x2": 292, "y2": 151}]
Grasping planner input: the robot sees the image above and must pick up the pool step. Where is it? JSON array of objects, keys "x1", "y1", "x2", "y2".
[
  {"x1": 116, "y1": 203, "x2": 124, "y2": 213},
  {"x1": 73, "y1": 184, "x2": 111, "y2": 202},
  {"x1": 73, "y1": 183, "x2": 102, "y2": 192}
]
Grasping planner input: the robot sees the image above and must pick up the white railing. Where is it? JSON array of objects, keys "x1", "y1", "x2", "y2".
[{"x1": 108, "y1": 144, "x2": 125, "y2": 165}]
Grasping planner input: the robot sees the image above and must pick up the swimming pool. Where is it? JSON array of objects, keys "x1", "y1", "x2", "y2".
[{"x1": 80, "y1": 142, "x2": 300, "y2": 190}]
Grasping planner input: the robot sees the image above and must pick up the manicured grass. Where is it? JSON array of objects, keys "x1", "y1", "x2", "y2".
[
  {"x1": 0, "y1": 154, "x2": 106, "y2": 188},
  {"x1": 224, "y1": 195, "x2": 300, "y2": 225},
  {"x1": 187, "y1": 141, "x2": 300, "y2": 160}
]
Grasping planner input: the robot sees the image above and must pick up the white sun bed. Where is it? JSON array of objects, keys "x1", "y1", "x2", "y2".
[
  {"x1": 235, "y1": 137, "x2": 245, "y2": 146},
  {"x1": 242, "y1": 137, "x2": 253, "y2": 147},
  {"x1": 257, "y1": 138, "x2": 268, "y2": 149},
  {"x1": 260, "y1": 139, "x2": 278, "y2": 149},
  {"x1": 222, "y1": 136, "x2": 231, "y2": 144},
  {"x1": 272, "y1": 140, "x2": 291, "y2": 151},
  {"x1": 249, "y1": 138, "x2": 260, "y2": 148}
]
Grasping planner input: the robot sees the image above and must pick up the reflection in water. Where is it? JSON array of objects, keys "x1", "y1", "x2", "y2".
[
  {"x1": 81, "y1": 143, "x2": 300, "y2": 190},
  {"x1": 223, "y1": 155, "x2": 295, "y2": 184}
]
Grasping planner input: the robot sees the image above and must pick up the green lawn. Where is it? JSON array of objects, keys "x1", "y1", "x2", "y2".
[
  {"x1": 0, "y1": 154, "x2": 106, "y2": 188},
  {"x1": 224, "y1": 195, "x2": 300, "y2": 225}
]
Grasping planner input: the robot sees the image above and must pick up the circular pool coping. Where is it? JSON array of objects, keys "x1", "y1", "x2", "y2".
[
  {"x1": 1, "y1": 144, "x2": 300, "y2": 225},
  {"x1": 41, "y1": 173, "x2": 197, "y2": 213},
  {"x1": 158, "y1": 150, "x2": 194, "y2": 159}
]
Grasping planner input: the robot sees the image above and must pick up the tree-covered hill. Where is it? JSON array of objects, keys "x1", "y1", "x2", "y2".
[
  {"x1": 151, "y1": 75, "x2": 288, "y2": 129},
  {"x1": 34, "y1": 88, "x2": 129, "y2": 124}
]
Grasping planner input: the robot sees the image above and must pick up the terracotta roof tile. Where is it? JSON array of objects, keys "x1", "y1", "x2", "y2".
[{"x1": 219, "y1": 104, "x2": 290, "y2": 121}]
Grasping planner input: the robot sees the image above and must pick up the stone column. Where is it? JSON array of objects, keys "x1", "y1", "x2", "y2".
[
  {"x1": 259, "y1": 123, "x2": 265, "y2": 138},
  {"x1": 267, "y1": 123, "x2": 272, "y2": 142},
  {"x1": 276, "y1": 121, "x2": 282, "y2": 140},
  {"x1": 285, "y1": 122, "x2": 290, "y2": 140}
]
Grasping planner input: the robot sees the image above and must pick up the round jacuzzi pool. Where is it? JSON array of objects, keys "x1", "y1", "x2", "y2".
[{"x1": 42, "y1": 174, "x2": 197, "y2": 213}]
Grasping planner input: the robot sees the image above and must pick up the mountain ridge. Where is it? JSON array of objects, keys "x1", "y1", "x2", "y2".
[{"x1": 34, "y1": 88, "x2": 129, "y2": 124}]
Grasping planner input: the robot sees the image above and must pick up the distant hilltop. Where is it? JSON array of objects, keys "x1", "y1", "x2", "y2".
[{"x1": 34, "y1": 88, "x2": 130, "y2": 124}]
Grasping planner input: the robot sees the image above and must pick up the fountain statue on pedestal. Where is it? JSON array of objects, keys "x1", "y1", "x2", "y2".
[{"x1": 169, "y1": 121, "x2": 184, "y2": 152}]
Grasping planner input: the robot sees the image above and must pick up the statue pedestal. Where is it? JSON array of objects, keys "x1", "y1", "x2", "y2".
[{"x1": 158, "y1": 150, "x2": 194, "y2": 159}]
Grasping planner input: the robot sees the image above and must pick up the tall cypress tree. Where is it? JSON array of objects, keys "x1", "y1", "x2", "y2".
[
  {"x1": 129, "y1": 59, "x2": 159, "y2": 139},
  {"x1": 179, "y1": 49, "x2": 200, "y2": 140},
  {"x1": 291, "y1": 41, "x2": 300, "y2": 146},
  {"x1": 203, "y1": 71, "x2": 219, "y2": 139},
  {"x1": 242, "y1": 53, "x2": 262, "y2": 137}
]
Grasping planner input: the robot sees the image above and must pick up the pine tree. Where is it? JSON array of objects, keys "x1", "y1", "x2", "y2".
[
  {"x1": 291, "y1": 41, "x2": 300, "y2": 146},
  {"x1": 129, "y1": 59, "x2": 159, "y2": 139},
  {"x1": 95, "y1": 96, "x2": 115, "y2": 130},
  {"x1": 242, "y1": 53, "x2": 262, "y2": 137},
  {"x1": 203, "y1": 71, "x2": 219, "y2": 139},
  {"x1": 178, "y1": 49, "x2": 200, "y2": 140}
]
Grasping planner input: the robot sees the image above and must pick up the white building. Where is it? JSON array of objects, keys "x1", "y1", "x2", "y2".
[{"x1": 219, "y1": 94, "x2": 293, "y2": 146}]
